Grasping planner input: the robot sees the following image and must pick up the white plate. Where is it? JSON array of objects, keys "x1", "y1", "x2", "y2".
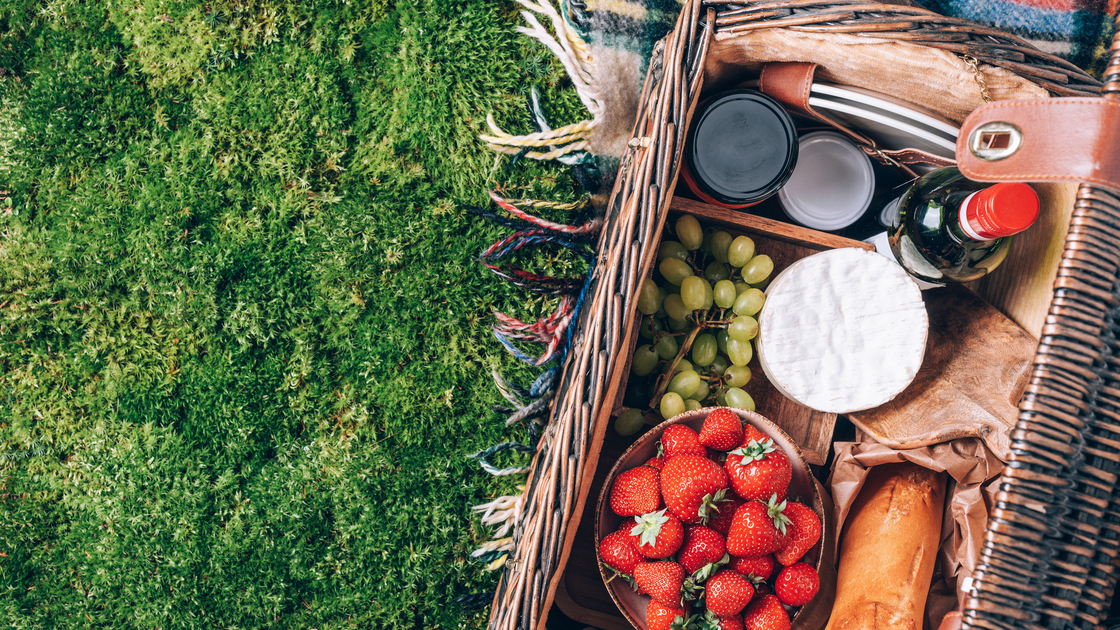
[
  {"x1": 808, "y1": 96, "x2": 957, "y2": 158},
  {"x1": 811, "y1": 83, "x2": 960, "y2": 140}
]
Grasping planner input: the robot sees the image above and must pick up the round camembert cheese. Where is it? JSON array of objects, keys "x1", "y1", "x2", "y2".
[{"x1": 757, "y1": 248, "x2": 928, "y2": 414}]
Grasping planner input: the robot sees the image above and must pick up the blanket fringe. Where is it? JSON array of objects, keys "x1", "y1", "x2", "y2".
[
  {"x1": 468, "y1": 441, "x2": 533, "y2": 476},
  {"x1": 482, "y1": 0, "x2": 601, "y2": 164},
  {"x1": 467, "y1": 0, "x2": 605, "y2": 595},
  {"x1": 514, "y1": 0, "x2": 600, "y2": 118},
  {"x1": 471, "y1": 490, "x2": 525, "y2": 538}
]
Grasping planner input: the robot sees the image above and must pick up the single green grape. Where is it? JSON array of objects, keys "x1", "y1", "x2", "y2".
[
  {"x1": 709, "y1": 355, "x2": 730, "y2": 375},
  {"x1": 724, "y1": 364, "x2": 752, "y2": 388},
  {"x1": 742, "y1": 255, "x2": 774, "y2": 284},
  {"x1": 680, "y1": 276, "x2": 710, "y2": 312},
  {"x1": 614, "y1": 408, "x2": 647, "y2": 436},
  {"x1": 716, "y1": 328, "x2": 730, "y2": 354},
  {"x1": 631, "y1": 344, "x2": 659, "y2": 376},
  {"x1": 668, "y1": 370, "x2": 701, "y2": 399},
  {"x1": 751, "y1": 276, "x2": 772, "y2": 291},
  {"x1": 660, "y1": 392, "x2": 686, "y2": 419},
  {"x1": 709, "y1": 231, "x2": 733, "y2": 264},
  {"x1": 733, "y1": 288, "x2": 766, "y2": 317},
  {"x1": 660, "y1": 257, "x2": 694, "y2": 286},
  {"x1": 675, "y1": 215, "x2": 703, "y2": 250},
  {"x1": 666, "y1": 317, "x2": 691, "y2": 332},
  {"x1": 728, "y1": 315, "x2": 759, "y2": 341},
  {"x1": 664, "y1": 294, "x2": 690, "y2": 322},
  {"x1": 716, "y1": 388, "x2": 728, "y2": 406},
  {"x1": 671, "y1": 358, "x2": 694, "y2": 374},
  {"x1": 725, "y1": 387, "x2": 756, "y2": 411},
  {"x1": 684, "y1": 399, "x2": 703, "y2": 412},
  {"x1": 734, "y1": 281, "x2": 751, "y2": 295},
  {"x1": 639, "y1": 316, "x2": 659, "y2": 340},
  {"x1": 704, "y1": 261, "x2": 730, "y2": 284},
  {"x1": 637, "y1": 278, "x2": 662, "y2": 315},
  {"x1": 691, "y1": 334, "x2": 717, "y2": 367},
  {"x1": 655, "y1": 335, "x2": 679, "y2": 360},
  {"x1": 727, "y1": 338, "x2": 753, "y2": 366},
  {"x1": 701, "y1": 278, "x2": 714, "y2": 310},
  {"x1": 690, "y1": 379, "x2": 710, "y2": 402},
  {"x1": 658, "y1": 240, "x2": 689, "y2": 261},
  {"x1": 713, "y1": 280, "x2": 737, "y2": 309},
  {"x1": 727, "y1": 235, "x2": 756, "y2": 267}
]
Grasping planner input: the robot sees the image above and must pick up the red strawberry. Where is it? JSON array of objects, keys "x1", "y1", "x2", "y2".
[
  {"x1": 728, "y1": 554, "x2": 775, "y2": 583},
  {"x1": 774, "y1": 502, "x2": 821, "y2": 566},
  {"x1": 698, "y1": 611, "x2": 745, "y2": 630},
  {"x1": 599, "y1": 528, "x2": 644, "y2": 579},
  {"x1": 699, "y1": 408, "x2": 744, "y2": 451},
  {"x1": 738, "y1": 424, "x2": 769, "y2": 449},
  {"x1": 610, "y1": 465, "x2": 663, "y2": 517},
  {"x1": 707, "y1": 494, "x2": 744, "y2": 537},
  {"x1": 647, "y1": 599, "x2": 694, "y2": 630},
  {"x1": 629, "y1": 509, "x2": 684, "y2": 558},
  {"x1": 633, "y1": 561, "x2": 687, "y2": 608},
  {"x1": 646, "y1": 455, "x2": 666, "y2": 470},
  {"x1": 742, "y1": 594, "x2": 790, "y2": 630},
  {"x1": 726, "y1": 497, "x2": 791, "y2": 557},
  {"x1": 661, "y1": 455, "x2": 730, "y2": 524},
  {"x1": 703, "y1": 569, "x2": 756, "y2": 617},
  {"x1": 678, "y1": 525, "x2": 728, "y2": 580},
  {"x1": 661, "y1": 424, "x2": 707, "y2": 460},
  {"x1": 724, "y1": 439, "x2": 791, "y2": 502},
  {"x1": 774, "y1": 562, "x2": 819, "y2": 607}
]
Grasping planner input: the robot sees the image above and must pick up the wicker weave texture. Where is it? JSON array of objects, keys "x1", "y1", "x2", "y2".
[{"x1": 963, "y1": 16, "x2": 1120, "y2": 630}]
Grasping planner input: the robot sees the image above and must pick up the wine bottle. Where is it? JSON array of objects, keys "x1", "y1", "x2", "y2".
[{"x1": 879, "y1": 167, "x2": 1039, "y2": 285}]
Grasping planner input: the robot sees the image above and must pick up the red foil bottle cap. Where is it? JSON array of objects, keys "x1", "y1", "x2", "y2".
[{"x1": 964, "y1": 182, "x2": 1040, "y2": 239}]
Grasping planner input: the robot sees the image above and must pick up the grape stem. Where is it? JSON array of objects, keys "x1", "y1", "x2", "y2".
[{"x1": 648, "y1": 325, "x2": 701, "y2": 409}]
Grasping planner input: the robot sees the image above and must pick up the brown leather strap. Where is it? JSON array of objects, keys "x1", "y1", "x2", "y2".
[
  {"x1": 957, "y1": 98, "x2": 1120, "y2": 192},
  {"x1": 758, "y1": 62, "x2": 953, "y2": 176},
  {"x1": 759, "y1": 62, "x2": 874, "y2": 147},
  {"x1": 870, "y1": 146, "x2": 956, "y2": 171}
]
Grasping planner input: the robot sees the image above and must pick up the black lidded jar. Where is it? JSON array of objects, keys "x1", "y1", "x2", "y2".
[{"x1": 681, "y1": 90, "x2": 799, "y2": 209}]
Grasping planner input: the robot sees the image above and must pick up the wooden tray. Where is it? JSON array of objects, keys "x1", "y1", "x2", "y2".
[
  {"x1": 624, "y1": 197, "x2": 875, "y2": 467},
  {"x1": 551, "y1": 196, "x2": 870, "y2": 629}
]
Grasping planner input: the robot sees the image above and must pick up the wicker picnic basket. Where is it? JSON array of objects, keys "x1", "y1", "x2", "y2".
[{"x1": 486, "y1": 2, "x2": 1120, "y2": 630}]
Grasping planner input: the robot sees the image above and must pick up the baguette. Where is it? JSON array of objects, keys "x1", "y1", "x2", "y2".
[{"x1": 825, "y1": 462, "x2": 947, "y2": 630}]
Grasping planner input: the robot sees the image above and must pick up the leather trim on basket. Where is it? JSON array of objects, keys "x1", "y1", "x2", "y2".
[
  {"x1": 957, "y1": 99, "x2": 1120, "y2": 192},
  {"x1": 759, "y1": 61, "x2": 874, "y2": 147}
]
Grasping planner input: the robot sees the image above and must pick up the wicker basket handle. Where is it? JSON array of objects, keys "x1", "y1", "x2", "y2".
[{"x1": 956, "y1": 98, "x2": 1120, "y2": 192}]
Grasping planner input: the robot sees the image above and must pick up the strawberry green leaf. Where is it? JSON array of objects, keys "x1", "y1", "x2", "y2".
[{"x1": 631, "y1": 509, "x2": 670, "y2": 548}]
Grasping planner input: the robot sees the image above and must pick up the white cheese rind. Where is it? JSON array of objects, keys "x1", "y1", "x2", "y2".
[{"x1": 757, "y1": 248, "x2": 928, "y2": 414}]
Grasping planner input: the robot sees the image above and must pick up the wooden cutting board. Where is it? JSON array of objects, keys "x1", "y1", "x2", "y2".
[{"x1": 846, "y1": 284, "x2": 1036, "y2": 460}]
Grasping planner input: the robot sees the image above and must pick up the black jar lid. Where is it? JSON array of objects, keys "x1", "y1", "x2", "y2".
[{"x1": 685, "y1": 90, "x2": 799, "y2": 207}]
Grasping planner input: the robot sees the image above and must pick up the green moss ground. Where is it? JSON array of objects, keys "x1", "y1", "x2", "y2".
[{"x1": 0, "y1": 1, "x2": 589, "y2": 627}]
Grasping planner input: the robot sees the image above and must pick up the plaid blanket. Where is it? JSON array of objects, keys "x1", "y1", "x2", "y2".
[
  {"x1": 482, "y1": 0, "x2": 1116, "y2": 202},
  {"x1": 918, "y1": 0, "x2": 1118, "y2": 77}
]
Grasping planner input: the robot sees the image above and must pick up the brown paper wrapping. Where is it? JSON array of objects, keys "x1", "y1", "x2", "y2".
[{"x1": 827, "y1": 435, "x2": 1004, "y2": 630}]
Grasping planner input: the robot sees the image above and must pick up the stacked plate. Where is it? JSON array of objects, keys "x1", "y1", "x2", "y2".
[{"x1": 807, "y1": 83, "x2": 959, "y2": 161}]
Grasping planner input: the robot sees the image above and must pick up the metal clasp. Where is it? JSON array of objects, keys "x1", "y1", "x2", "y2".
[{"x1": 968, "y1": 122, "x2": 1023, "y2": 161}]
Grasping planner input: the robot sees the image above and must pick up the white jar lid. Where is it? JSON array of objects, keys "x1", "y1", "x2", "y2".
[{"x1": 778, "y1": 131, "x2": 875, "y2": 231}]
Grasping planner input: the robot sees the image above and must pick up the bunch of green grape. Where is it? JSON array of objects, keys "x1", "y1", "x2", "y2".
[{"x1": 615, "y1": 213, "x2": 773, "y2": 436}]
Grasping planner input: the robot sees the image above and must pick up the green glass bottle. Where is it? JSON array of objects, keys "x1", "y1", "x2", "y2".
[{"x1": 885, "y1": 167, "x2": 1040, "y2": 284}]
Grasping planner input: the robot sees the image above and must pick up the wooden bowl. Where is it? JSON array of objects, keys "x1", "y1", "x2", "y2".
[{"x1": 593, "y1": 407, "x2": 830, "y2": 629}]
